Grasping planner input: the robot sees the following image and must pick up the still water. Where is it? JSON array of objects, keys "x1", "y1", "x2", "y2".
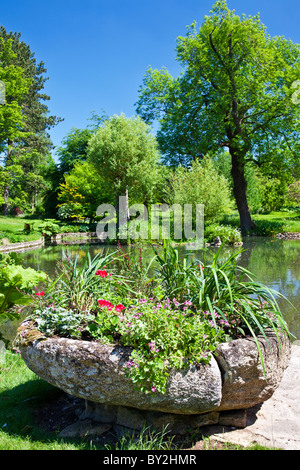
[{"x1": 12, "y1": 236, "x2": 300, "y2": 341}]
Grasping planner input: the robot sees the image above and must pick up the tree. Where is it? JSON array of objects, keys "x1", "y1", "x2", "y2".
[
  {"x1": 167, "y1": 156, "x2": 232, "y2": 224},
  {"x1": 0, "y1": 28, "x2": 62, "y2": 214},
  {"x1": 136, "y1": 1, "x2": 300, "y2": 233},
  {"x1": 57, "y1": 160, "x2": 113, "y2": 222},
  {"x1": 87, "y1": 114, "x2": 162, "y2": 231},
  {"x1": 0, "y1": 38, "x2": 31, "y2": 213},
  {"x1": 56, "y1": 112, "x2": 107, "y2": 179}
]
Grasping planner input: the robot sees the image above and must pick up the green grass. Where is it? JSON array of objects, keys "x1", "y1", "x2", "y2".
[
  {"x1": 0, "y1": 351, "x2": 89, "y2": 450},
  {"x1": 0, "y1": 216, "x2": 43, "y2": 244},
  {"x1": 0, "y1": 351, "x2": 280, "y2": 450},
  {"x1": 221, "y1": 209, "x2": 300, "y2": 235}
]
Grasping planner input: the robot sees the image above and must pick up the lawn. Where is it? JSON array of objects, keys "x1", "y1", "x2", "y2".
[
  {"x1": 0, "y1": 216, "x2": 43, "y2": 244},
  {"x1": 221, "y1": 209, "x2": 300, "y2": 235}
]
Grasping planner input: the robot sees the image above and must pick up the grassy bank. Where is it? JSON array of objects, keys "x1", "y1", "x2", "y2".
[
  {"x1": 0, "y1": 216, "x2": 43, "y2": 244},
  {"x1": 220, "y1": 209, "x2": 300, "y2": 235}
]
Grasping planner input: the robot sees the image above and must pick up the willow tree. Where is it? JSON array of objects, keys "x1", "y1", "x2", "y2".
[
  {"x1": 136, "y1": 1, "x2": 300, "y2": 233},
  {"x1": 87, "y1": 114, "x2": 162, "y2": 233}
]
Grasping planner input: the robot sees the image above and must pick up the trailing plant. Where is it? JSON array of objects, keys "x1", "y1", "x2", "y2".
[{"x1": 86, "y1": 297, "x2": 226, "y2": 394}]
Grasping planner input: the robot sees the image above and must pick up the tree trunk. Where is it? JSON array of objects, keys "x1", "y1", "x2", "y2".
[
  {"x1": 2, "y1": 143, "x2": 13, "y2": 216},
  {"x1": 2, "y1": 186, "x2": 9, "y2": 216},
  {"x1": 230, "y1": 150, "x2": 255, "y2": 234}
]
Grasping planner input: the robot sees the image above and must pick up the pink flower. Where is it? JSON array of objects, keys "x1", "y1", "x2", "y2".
[
  {"x1": 96, "y1": 270, "x2": 108, "y2": 278},
  {"x1": 151, "y1": 384, "x2": 157, "y2": 393},
  {"x1": 35, "y1": 292, "x2": 45, "y2": 296}
]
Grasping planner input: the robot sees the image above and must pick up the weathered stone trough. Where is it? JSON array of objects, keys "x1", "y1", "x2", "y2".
[{"x1": 17, "y1": 320, "x2": 291, "y2": 434}]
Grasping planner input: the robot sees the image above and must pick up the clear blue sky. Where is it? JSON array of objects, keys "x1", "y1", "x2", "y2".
[{"x1": 1, "y1": 0, "x2": 300, "y2": 162}]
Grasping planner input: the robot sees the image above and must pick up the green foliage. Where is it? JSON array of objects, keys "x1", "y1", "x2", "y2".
[
  {"x1": 0, "y1": 28, "x2": 61, "y2": 216},
  {"x1": 205, "y1": 224, "x2": 242, "y2": 244},
  {"x1": 57, "y1": 160, "x2": 112, "y2": 222},
  {"x1": 45, "y1": 248, "x2": 119, "y2": 314},
  {"x1": 56, "y1": 127, "x2": 95, "y2": 176},
  {"x1": 287, "y1": 180, "x2": 300, "y2": 204},
  {"x1": 35, "y1": 306, "x2": 90, "y2": 339},
  {"x1": 136, "y1": 0, "x2": 300, "y2": 232},
  {"x1": 154, "y1": 242, "x2": 289, "y2": 343},
  {"x1": 251, "y1": 219, "x2": 284, "y2": 236},
  {"x1": 36, "y1": 219, "x2": 60, "y2": 237},
  {"x1": 88, "y1": 113, "x2": 162, "y2": 206},
  {"x1": 0, "y1": 37, "x2": 31, "y2": 150},
  {"x1": 167, "y1": 157, "x2": 232, "y2": 224},
  {"x1": 0, "y1": 253, "x2": 47, "y2": 322}
]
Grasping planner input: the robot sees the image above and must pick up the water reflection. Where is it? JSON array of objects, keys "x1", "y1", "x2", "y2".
[{"x1": 9, "y1": 237, "x2": 300, "y2": 340}]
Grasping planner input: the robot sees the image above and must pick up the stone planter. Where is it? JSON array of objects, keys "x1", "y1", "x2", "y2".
[{"x1": 17, "y1": 321, "x2": 291, "y2": 433}]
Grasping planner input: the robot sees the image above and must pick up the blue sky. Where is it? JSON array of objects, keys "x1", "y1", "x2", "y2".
[{"x1": 1, "y1": 0, "x2": 300, "y2": 162}]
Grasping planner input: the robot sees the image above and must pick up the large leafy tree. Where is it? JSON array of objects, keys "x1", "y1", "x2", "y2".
[
  {"x1": 136, "y1": 1, "x2": 300, "y2": 233},
  {"x1": 87, "y1": 114, "x2": 162, "y2": 230},
  {"x1": 0, "y1": 27, "x2": 61, "y2": 214},
  {"x1": 0, "y1": 37, "x2": 31, "y2": 212}
]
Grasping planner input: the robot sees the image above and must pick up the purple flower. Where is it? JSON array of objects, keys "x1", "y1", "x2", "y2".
[
  {"x1": 148, "y1": 341, "x2": 159, "y2": 353},
  {"x1": 126, "y1": 361, "x2": 138, "y2": 368}
]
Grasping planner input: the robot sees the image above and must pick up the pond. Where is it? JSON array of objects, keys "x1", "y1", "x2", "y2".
[{"x1": 2, "y1": 237, "x2": 300, "y2": 342}]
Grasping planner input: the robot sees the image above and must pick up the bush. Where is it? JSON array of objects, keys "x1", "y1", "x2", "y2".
[
  {"x1": 0, "y1": 253, "x2": 47, "y2": 329},
  {"x1": 167, "y1": 157, "x2": 232, "y2": 225},
  {"x1": 205, "y1": 224, "x2": 242, "y2": 244}
]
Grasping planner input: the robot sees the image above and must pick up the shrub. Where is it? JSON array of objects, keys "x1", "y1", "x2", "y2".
[
  {"x1": 0, "y1": 253, "x2": 47, "y2": 327},
  {"x1": 167, "y1": 157, "x2": 232, "y2": 224},
  {"x1": 205, "y1": 224, "x2": 242, "y2": 244}
]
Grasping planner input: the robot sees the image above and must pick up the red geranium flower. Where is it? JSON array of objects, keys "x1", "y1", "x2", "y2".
[
  {"x1": 115, "y1": 304, "x2": 125, "y2": 312},
  {"x1": 35, "y1": 292, "x2": 45, "y2": 296},
  {"x1": 98, "y1": 299, "x2": 114, "y2": 310},
  {"x1": 96, "y1": 270, "x2": 108, "y2": 278}
]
